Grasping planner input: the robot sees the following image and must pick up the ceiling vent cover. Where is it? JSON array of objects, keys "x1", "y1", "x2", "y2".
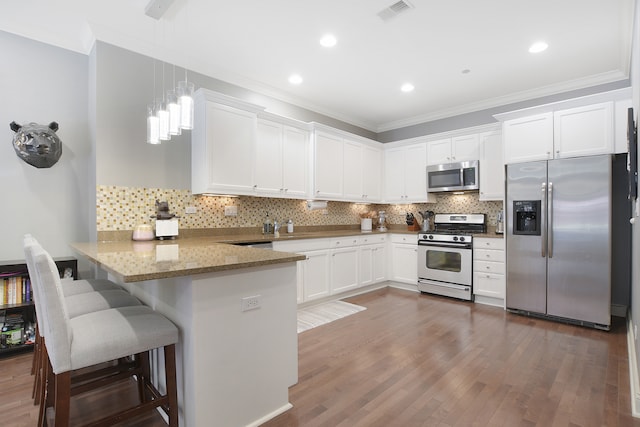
[{"x1": 377, "y1": 0, "x2": 414, "y2": 22}]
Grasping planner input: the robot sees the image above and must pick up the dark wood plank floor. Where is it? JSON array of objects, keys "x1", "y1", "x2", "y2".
[{"x1": 1, "y1": 287, "x2": 638, "y2": 426}]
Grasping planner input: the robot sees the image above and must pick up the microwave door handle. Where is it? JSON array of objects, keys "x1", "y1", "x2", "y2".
[
  {"x1": 541, "y1": 182, "x2": 547, "y2": 257},
  {"x1": 548, "y1": 181, "x2": 553, "y2": 258}
]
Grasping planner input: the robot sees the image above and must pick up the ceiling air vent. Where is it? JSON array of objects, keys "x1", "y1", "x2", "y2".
[{"x1": 377, "y1": 0, "x2": 414, "y2": 22}]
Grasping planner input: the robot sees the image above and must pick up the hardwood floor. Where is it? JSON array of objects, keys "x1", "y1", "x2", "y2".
[{"x1": 1, "y1": 287, "x2": 638, "y2": 426}]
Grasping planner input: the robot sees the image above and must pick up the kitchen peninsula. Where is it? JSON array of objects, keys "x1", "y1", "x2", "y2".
[{"x1": 71, "y1": 238, "x2": 305, "y2": 427}]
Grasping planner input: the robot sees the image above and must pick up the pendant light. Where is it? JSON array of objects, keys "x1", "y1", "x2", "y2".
[
  {"x1": 177, "y1": 68, "x2": 194, "y2": 130},
  {"x1": 167, "y1": 64, "x2": 181, "y2": 136},
  {"x1": 146, "y1": 60, "x2": 160, "y2": 144},
  {"x1": 158, "y1": 63, "x2": 170, "y2": 141}
]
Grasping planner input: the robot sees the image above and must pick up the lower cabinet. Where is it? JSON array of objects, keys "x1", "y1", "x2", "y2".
[
  {"x1": 389, "y1": 234, "x2": 418, "y2": 285},
  {"x1": 301, "y1": 249, "x2": 331, "y2": 301},
  {"x1": 473, "y1": 238, "x2": 505, "y2": 306},
  {"x1": 331, "y1": 246, "x2": 359, "y2": 294}
]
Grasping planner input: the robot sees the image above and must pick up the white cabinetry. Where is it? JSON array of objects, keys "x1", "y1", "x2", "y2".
[
  {"x1": 303, "y1": 250, "x2": 331, "y2": 301},
  {"x1": 427, "y1": 134, "x2": 480, "y2": 165},
  {"x1": 358, "y1": 234, "x2": 387, "y2": 286},
  {"x1": 384, "y1": 143, "x2": 435, "y2": 203},
  {"x1": 478, "y1": 131, "x2": 504, "y2": 201},
  {"x1": 313, "y1": 130, "x2": 383, "y2": 202},
  {"x1": 389, "y1": 234, "x2": 417, "y2": 285},
  {"x1": 255, "y1": 119, "x2": 309, "y2": 198},
  {"x1": 473, "y1": 238, "x2": 505, "y2": 307},
  {"x1": 503, "y1": 102, "x2": 614, "y2": 164},
  {"x1": 330, "y1": 237, "x2": 360, "y2": 294},
  {"x1": 192, "y1": 97, "x2": 260, "y2": 195}
]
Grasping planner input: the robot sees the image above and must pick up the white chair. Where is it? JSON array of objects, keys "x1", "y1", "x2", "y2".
[{"x1": 30, "y1": 242, "x2": 179, "y2": 426}]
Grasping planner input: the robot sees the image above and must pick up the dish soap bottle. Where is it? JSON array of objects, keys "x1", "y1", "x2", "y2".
[
  {"x1": 287, "y1": 219, "x2": 294, "y2": 233},
  {"x1": 263, "y1": 212, "x2": 273, "y2": 234}
]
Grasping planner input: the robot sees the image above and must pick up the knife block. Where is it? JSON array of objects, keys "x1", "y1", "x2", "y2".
[{"x1": 407, "y1": 223, "x2": 421, "y2": 231}]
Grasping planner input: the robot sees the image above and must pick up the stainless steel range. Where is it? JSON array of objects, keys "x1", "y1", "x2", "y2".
[{"x1": 417, "y1": 214, "x2": 486, "y2": 301}]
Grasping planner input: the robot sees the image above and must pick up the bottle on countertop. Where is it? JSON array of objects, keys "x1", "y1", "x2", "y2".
[
  {"x1": 263, "y1": 212, "x2": 273, "y2": 234},
  {"x1": 287, "y1": 219, "x2": 293, "y2": 233}
]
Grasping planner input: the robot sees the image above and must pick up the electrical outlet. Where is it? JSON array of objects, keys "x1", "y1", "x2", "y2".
[
  {"x1": 225, "y1": 206, "x2": 238, "y2": 216},
  {"x1": 241, "y1": 295, "x2": 261, "y2": 312},
  {"x1": 185, "y1": 206, "x2": 197, "y2": 214}
]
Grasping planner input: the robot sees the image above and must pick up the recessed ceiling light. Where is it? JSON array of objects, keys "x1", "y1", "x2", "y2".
[
  {"x1": 461, "y1": 69, "x2": 471, "y2": 74},
  {"x1": 320, "y1": 34, "x2": 337, "y2": 48},
  {"x1": 529, "y1": 41, "x2": 548, "y2": 53},
  {"x1": 288, "y1": 74, "x2": 303, "y2": 85},
  {"x1": 400, "y1": 83, "x2": 415, "y2": 93}
]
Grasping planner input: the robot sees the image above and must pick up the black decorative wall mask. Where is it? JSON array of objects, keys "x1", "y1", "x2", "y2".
[{"x1": 10, "y1": 121, "x2": 62, "y2": 168}]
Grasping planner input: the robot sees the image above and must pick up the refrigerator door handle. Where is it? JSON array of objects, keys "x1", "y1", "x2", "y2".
[
  {"x1": 541, "y1": 182, "x2": 547, "y2": 257},
  {"x1": 548, "y1": 181, "x2": 553, "y2": 258}
]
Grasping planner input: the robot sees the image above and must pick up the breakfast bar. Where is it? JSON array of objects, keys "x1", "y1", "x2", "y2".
[{"x1": 71, "y1": 238, "x2": 305, "y2": 427}]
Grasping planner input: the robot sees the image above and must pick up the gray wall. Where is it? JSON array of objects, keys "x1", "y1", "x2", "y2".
[{"x1": 0, "y1": 31, "x2": 91, "y2": 260}]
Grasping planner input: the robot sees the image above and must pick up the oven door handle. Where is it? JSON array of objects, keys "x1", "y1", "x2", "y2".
[
  {"x1": 418, "y1": 242, "x2": 472, "y2": 249},
  {"x1": 418, "y1": 279, "x2": 470, "y2": 291}
]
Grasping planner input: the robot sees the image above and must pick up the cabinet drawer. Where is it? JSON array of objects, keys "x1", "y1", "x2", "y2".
[
  {"x1": 473, "y1": 260, "x2": 505, "y2": 275},
  {"x1": 473, "y1": 238, "x2": 504, "y2": 250},
  {"x1": 473, "y1": 272, "x2": 505, "y2": 298},
  {"x1": 390, "y1": 234, "x2": 418, "y2": 244},
  {"x1": 358, "y1": 234, "x2": 387, "y2": 245},
  {"x1": 332, "y1": 237, "x2": 360, "y2": 248},
  {"x1": 474, "y1": 249, "x2": 505, "y2": 263},
  {"x1": 273, "y1": 238, "x2": 331, "y2": 252}
]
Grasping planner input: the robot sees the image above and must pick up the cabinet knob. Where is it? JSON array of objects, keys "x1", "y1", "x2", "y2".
[
  {"x1": 486, "y1": 254, "x2": 490, "y2": 258},
  {"x1": 284, "y1": 188, "x2": 288, "y2": 192},
  {"x1": 253, "y1": 184, "x2": 258, "y2": 189}
]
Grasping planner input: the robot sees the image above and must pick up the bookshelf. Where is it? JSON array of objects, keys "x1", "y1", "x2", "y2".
[{"x1": 0, "y1": 257, "x2": 77, "y2": 357}]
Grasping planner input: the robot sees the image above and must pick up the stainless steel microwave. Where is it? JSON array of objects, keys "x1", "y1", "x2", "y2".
[{"x1": 427, "y1": 160, "x2": 479, "y2": 192}]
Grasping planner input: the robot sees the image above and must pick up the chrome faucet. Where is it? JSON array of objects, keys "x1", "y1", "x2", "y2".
[{"x1": 273, "y1": 220, "x2": 281, "y2": 234}]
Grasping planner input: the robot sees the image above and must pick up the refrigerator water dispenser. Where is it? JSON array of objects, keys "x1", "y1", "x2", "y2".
[{"x1": 513, "y1": 200, "x2": 541, "y2": 235}]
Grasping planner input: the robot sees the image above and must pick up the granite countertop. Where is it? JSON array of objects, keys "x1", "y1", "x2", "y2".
[{"x1": 71, "y1": 238, "x2": 306, "y2": 283}]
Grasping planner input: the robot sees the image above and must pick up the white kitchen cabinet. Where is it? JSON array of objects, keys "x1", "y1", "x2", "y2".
[
  {"x1": 478, "y1": 131, "x2": 504, "y2": 201},
  {"x1": 302, "y1": 249, "x2": 331, "y2": 301},
  {"x1": 331, "y1": 241, "x2": 359, "y2": 294},
  {"x1": 503, "y1": 113, "x2": 554, "y2": 164},
  {"x1": 359, "y1": 234, "x2": 387, "y2": 286},
  {"x1": 314, "y1": 131, "x2": 344, "y2": 199},
  {"x1": 553, "y1": 102, "x2": 613, "y2": 159},
  {"x1": 192, "y1": 100, "x2": 258, "y2": 195},
  {"x1": 255, "y1": 119, "x2": 309, "y2": 198},
  {"x1": 389, "y1": 234, "x2": 417, "y2": 285},
  {"x1": 473, "y1": 238, "x2": 505, "y2": 307},
  {"x1": 343, "y1": 140, "x2": 364, "y2": 200},
  {"x1": 427, "y1": 134, "x2": 480, "y2": 165},
  {"x1": 362, "y1": 145, "x2": 382, "y2": 201},
  {"x1": 503, "y1": 102, "x2": 615, "y2": 164},
  {"x1": 384, "y1": 143, "x2": 435, "y2": 203}
]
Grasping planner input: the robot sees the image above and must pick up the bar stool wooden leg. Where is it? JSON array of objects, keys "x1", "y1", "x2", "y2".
[{"x1": 164, "y1": 344, "x2": 178, "y2": 427}]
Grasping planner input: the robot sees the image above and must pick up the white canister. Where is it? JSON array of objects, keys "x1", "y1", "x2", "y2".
[
  {"x1": 287, "y1": 219, "x2": 294, "y2": 233},
  {"x1": 361, "y1": 218, "x2": 372, "y2": 232}
]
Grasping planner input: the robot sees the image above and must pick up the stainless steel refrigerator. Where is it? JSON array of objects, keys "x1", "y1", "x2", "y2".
[{"x1": 506, "y1": 155, "x2": 612, "y2": 328}]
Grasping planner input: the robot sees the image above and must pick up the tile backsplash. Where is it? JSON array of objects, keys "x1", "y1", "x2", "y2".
[{"x1": 96, "y1": 185, "x2": 503, "y2": 231}]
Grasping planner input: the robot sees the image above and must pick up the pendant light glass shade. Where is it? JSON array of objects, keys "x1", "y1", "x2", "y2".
[
  {"x1": 146, "y1": 104, "x2": 160, "y2": 144},
  {"x1": 167, "y1": 89, "x2": 181, "y2": 136},
  {"x1": 177, "y1": 80, "x2": 195, "y2": 130},
  {"x1": 158, "y1": 99, "x2": 170, "y2": 141}
]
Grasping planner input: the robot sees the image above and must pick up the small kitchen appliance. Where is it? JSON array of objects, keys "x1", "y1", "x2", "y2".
[
  {"x1": 152, "y1": 200, "x2": 179, "y2": 240},
  {"x1": 496, "y1": 210, "x2": 504, "y2": 234},
  {"x1": 377, "y1": 211, "x2": 387, "y2": 231},
  {"x1": 417, "y1": 213, "x2": 486, "y2": 301}
]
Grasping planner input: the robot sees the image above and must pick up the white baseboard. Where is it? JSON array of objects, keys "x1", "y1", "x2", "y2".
[
  {"x1": 627, "y1": 312, "x2": 640, "y2": 418},
  {"x1": 474, "y1": 295, "x2": 505, "y2": 308},
  {"x1": 246, "y1": 403, "x2": 293, "y2": 427}
]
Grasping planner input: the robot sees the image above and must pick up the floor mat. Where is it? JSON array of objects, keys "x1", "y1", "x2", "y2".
[{"x1": 297, "y1": 300, "x2": 366, "y2": 333}]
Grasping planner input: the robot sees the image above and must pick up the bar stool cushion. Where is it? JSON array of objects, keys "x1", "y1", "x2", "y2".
[
  {"x1": 60, "y1": 278, "x2": 123, "y2": 296},
  {"x1": 65, "y1": 289, "x2": 142, "y2": 318}
]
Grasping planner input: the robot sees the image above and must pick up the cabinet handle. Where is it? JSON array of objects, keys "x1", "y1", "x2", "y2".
[
  {"x1": 253, "y1": 184, "x2": 258, "y2": 189},
  {"x1": 284, "y1": 188, "x2": 288, "y2": 192}
]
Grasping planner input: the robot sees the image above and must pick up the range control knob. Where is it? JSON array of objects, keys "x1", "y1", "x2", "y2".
[
  {"x1": 428, "y1": 235, "x2": 434, "y2": 240},
  {"x1": 453, "y1": 236, "x2": 458, "y2": 241},
  {"x1": 459, "y1": 236, "x2": 465, "y2": 242}
]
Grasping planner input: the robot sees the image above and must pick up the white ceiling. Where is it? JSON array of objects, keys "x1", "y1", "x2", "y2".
[{"x1": 0, "y1": 0, "x2": 635, "y2": 132}]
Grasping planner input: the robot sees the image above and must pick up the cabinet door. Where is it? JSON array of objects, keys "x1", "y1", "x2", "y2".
[
  {"x1": 473, "y1": 272, "x2": 505, "y2": 299},
  {"x1": 479, "y1": 131, "x2": 504, "y2": 201},
  {"x1": 255, "y1": 119, "x2": 283, "y2": 195},
  {"x1": 427, "y1": 138, "x2": 452, "y2": 165},
  {"x1": 282, "y1": 126, "x2": 309, "y2": 198},
  {"x1": 391, "y1": 243, "x2": 417, "y2": 284},
  {"x1": 331, "y1": 247, "x2": 359, "y2": 294},
  {"x1": 452, "y1": 134, "x2": 480, "y2": 162},
  {"x1": 362, "y1": 145, "x2": 382, "y2": 202},
  {"x1": 404, "y1": 143, "x2": 428, "y2": 200},
  {"x1": 343, "y1": 140, "x2": 363, "y2": 200},
  {"x1": 314, "y1": 132, "x2": 344, "y2": 199},
  {"x1": 384, "y1": 147, "x2": 406, "y2": 202},
  {"x1": 302, "y1": 250, "x2": 331, "y2": 301},
  {"x1": 553, "y1": 102, "x2": 613, "y2": 159},
  {"x1": 503, "y1": 113, "x2": 553, "y2": 164},
  {"x1": 372, "y1": 244, "x2": 387, "y2": 283},
  {"x1": 359, "y1": 245, "x2": 374, "y2": 286},
  {"x1": 199, "y1": 103, "x2": 257, "y2": 194}
]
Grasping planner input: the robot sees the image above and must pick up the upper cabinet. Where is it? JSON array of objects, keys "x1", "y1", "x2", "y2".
[
  {"x1": 313, "y1": 128, "x2": 383, "y2": 202},
  {"x1": 384, "y1": 142, "x2": 436, "y2": 203},
  {"x1": 427, "y1": 134, "x2": 480, "y2": 165},
  {"x1": 502, "y1": 101, "x2": 619, "y2": 164},
  {"x1": 255, "y1": 118, "x2": 310, "y2": 198},
  {"x1": 478, "y1": 131, "x2": 504, "y2": 201},
  {"x1": 192, "y1": 96, "x2": 260, "y2": 195}
]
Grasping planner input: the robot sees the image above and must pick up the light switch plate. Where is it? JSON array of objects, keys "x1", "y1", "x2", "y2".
[
  {"x1": 185, "y1": 206, "x2": 197, "y2": 214},
  {"x1": 224, "y1": 206, "x2": 238, "y2": 216}
]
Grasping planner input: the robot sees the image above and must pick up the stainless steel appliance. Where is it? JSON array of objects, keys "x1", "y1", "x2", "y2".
[
  {"x1": 506, "y1": 155, "x2": 612, "y2": 329},
  {"x1": 427, "y1": 160, "x2": 479, "y2": 192},
  {"x1": 417, "y1": 213, "x2": 486, "y2": 301}
]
